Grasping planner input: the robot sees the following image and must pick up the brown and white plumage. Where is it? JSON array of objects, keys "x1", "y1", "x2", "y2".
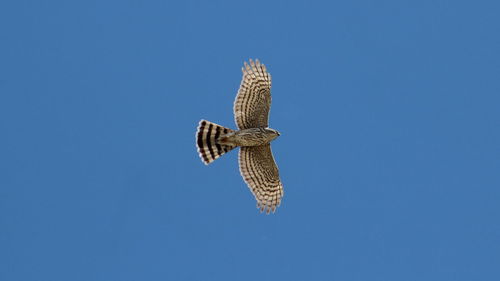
[
  {"x1": 234, "y1": 59, "x2": 272, "y2": 129},
  {"x1": 196, "y1": 59, "x2": 283, "y2": 214},
  {"x1": 239, "y1": 145, "x2": 283, "y2": 213}
]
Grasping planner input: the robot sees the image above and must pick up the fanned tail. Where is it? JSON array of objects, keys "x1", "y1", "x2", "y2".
[{"x1": 196, "y1": 120, "x2": 236, "y2": 165}]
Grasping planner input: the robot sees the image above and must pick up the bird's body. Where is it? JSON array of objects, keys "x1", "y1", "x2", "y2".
[
  {"x1": 218, "y1": 127, "x2": 280, "y2": 147},
  {"x1": 196, "y1": 59, "x2": 284, "y2": 214}
]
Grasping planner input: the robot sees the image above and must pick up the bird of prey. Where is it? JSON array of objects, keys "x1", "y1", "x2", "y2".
[{"x1": 196, "y1": 59, "x2": 283, "y2": 214}]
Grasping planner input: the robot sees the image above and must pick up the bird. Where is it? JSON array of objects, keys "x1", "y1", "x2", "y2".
[{"x1": 196, "y1": 59, "x2": 283, "y2": 214}]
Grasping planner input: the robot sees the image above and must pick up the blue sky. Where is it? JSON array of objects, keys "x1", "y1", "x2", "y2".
[{"x1": 1, "y1": 1, "x2": 499, "y2": 280}]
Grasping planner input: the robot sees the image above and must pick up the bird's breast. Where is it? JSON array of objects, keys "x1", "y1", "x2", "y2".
[{"x1": 218, "y1": 128, "x2": 274, "y2": 147}]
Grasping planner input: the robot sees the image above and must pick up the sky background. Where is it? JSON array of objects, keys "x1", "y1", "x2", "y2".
[{"x1": 1, "y1": 1, "x2": 499, "y2": 280}]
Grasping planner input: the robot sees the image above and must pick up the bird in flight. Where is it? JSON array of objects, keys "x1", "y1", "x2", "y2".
[{"x1": 196, "y1": 59, "x2": 283, "y2": 214}]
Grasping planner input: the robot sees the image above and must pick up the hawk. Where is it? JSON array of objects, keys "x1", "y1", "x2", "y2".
[{"x1": 196, "y1": 59, "x2": 283, "y2": 214}]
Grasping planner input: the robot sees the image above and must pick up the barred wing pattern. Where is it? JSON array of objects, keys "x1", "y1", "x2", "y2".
[
  {"x1": 234, "y1": 59, "x2": 272, "y2": 130},
  {"x1": 239, "y1": 145, "x2": 283, "y2": 214}
]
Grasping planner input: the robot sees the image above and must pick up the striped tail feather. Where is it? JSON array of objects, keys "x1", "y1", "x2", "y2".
[{"x1": 196, "y1": 120, "x2": 236, "y2": 165}]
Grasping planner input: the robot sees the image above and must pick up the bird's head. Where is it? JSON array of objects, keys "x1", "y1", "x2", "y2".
[{"x1": 265, "y1": 128, "x2": 281, "y2": 140}]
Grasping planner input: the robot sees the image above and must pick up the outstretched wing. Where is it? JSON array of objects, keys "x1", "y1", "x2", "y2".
[
  {"x1": 239, "y1": 145, "x2": 283, "y2": 214},
  {"x1": 234, "y1": 59, "x2": 272, "y2": 129}
]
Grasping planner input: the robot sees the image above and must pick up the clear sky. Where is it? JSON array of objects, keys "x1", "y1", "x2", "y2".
[{"x1": 1, "y1": 1, "x2": 499, "y2": 280}]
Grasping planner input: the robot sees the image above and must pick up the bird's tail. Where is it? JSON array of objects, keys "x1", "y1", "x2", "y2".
[{"x1": 196, "y1": 120, "x2": 236, "y2": 165}]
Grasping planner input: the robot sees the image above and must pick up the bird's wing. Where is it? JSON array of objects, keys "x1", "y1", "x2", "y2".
[
  {"x1": 233, "y1": 59, "x2": 272, "y2": 129},
  {"x1": 239, "y1": 145, "x2": 283, "y2": 214}
]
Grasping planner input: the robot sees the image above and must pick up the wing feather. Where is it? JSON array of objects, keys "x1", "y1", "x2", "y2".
[
  {"x1": 239, "y1": 145, "x2": 283, "y2": 214},
  {"x1": 233, "y1": 59, "x2": 272, "y2": 129}
]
